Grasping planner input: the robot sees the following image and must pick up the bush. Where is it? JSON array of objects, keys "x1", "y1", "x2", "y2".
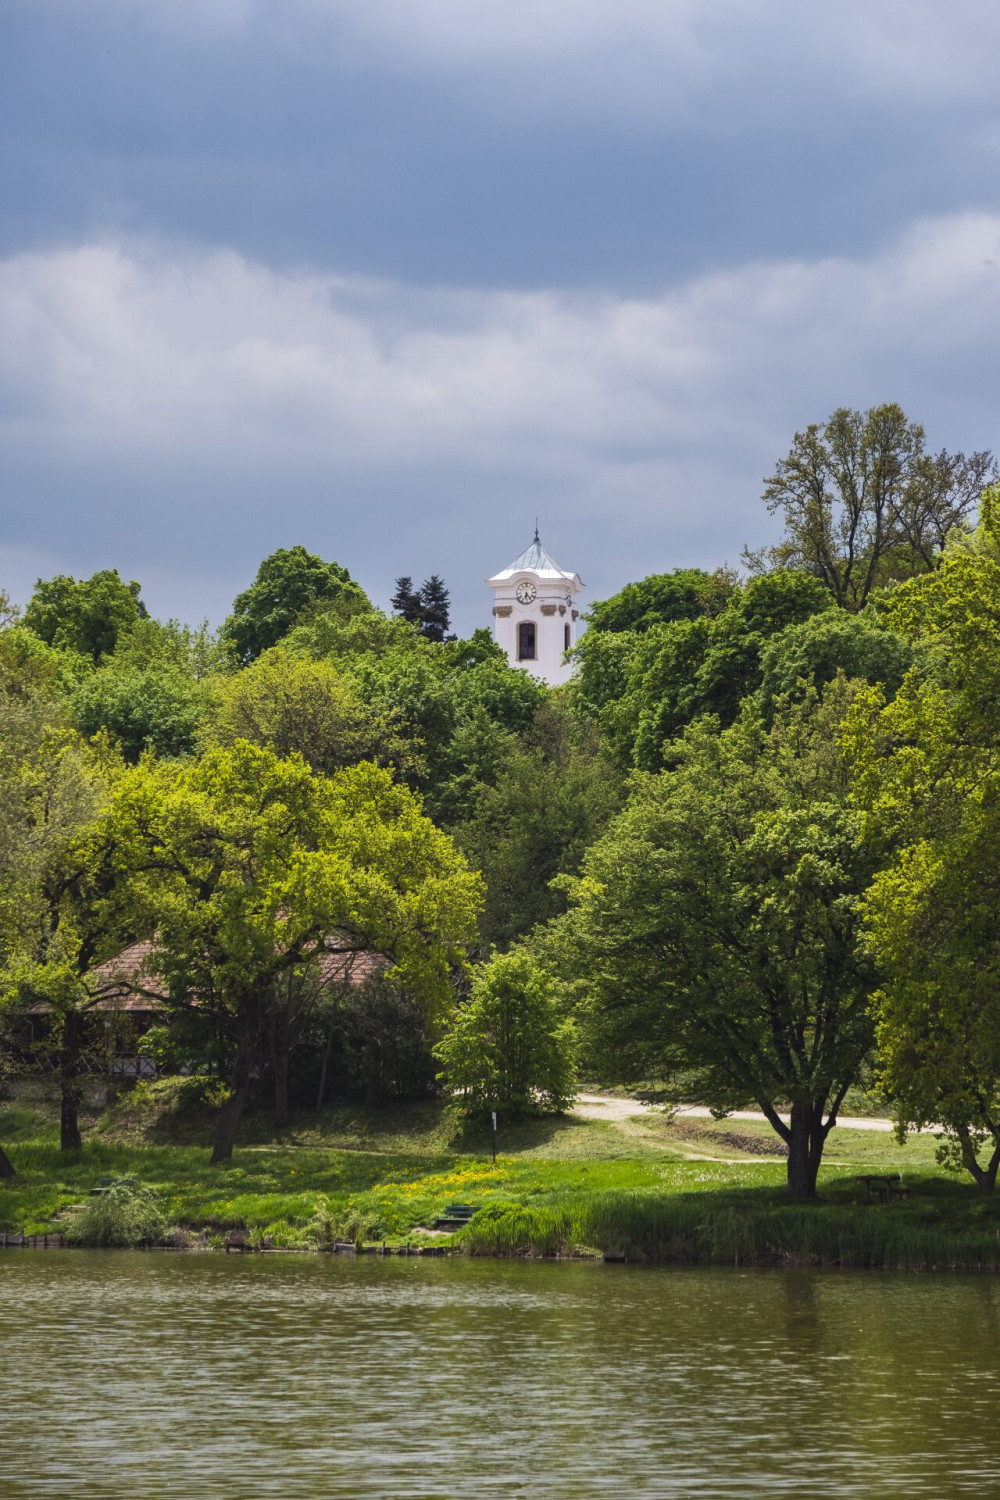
[{"x1": 64, "y1": 1179, "x2": 169, "y2": 1248}]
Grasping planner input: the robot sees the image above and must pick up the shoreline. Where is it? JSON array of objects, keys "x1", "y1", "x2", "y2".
[
  {"x1": 5, "y1": 1092, "x2": 998, "y2": 1277},
  {"x1": 6, "y1": 1230, "x2": 1000, "y2": 1274}
]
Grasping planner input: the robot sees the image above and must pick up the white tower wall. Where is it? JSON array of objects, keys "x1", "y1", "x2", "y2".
[{"x1": 486, "y1": 532, "x2": 583, "y2": 687}]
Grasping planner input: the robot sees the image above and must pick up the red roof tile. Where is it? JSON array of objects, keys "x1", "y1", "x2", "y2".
[{"x1": 27, "y1": 935, "x2": 387, "y2": 1014}]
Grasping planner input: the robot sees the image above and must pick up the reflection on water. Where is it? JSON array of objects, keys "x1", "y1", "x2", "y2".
[{"x1": 1, "y1": 1251, "x2": 997, "y2": 1498}]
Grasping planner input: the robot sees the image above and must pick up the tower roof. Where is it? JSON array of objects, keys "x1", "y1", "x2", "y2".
[{"x1": 488, "y1": 529, "x2": 580, "y2": 585}]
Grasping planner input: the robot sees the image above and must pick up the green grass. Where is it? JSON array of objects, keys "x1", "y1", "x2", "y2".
[
  {"x1": 3, "y1": 1080, "x2": 999, "y2": 1267},
  {"x1": 463, "y1": 1187, "x2": 1000, "y2": 1270},
  {"x1": 0, "y1": 1138, "x2": 434, "y2": 1243}
]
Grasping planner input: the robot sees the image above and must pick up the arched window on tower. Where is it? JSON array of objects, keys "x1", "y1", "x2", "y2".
[
  {"x1": 564, "y1": 623, "x2": 571, "y2": 652},
  {"x1": 518, "y1": 621, "x2": 536, "y2": 661}
]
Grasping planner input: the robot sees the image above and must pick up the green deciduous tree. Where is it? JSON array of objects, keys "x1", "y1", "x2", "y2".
[
  {"x1": 0, "y1": 671, "x2": 118, "y2": 1150},
  {"x1": 339, "y1": 630, "x2": 546, "y2": 816},
  {"x1": 584, "y1": 567, "x2": 736, "y2": 635},
  {"x1": 574, "y1": 571, "x2": 833, "y2": 770},
  {"x1": 548, "y1": 683, "x2": 875, "y2": 1197},
  {"x1": 204, "y1": 646, "x2": 421, "y2": 781},
  {"x1": 109, "y1": 742, "x2": 482, "y2": 1162},
  {"x1": 23, "y1": 569, "x2": 148, "y2": 662},
  {"x1": 752, "y1": 403, "x2": 995, "y2": 610},
  {"x1": 758, "y1": 610, "x2": 912, "y2": 721},
  {"x1": 0, "y1": 589, "x2": 19, "y2": 629},
  {"x1": 845, "y1": 489, "x2": 1000, "y2": 1188},
  {"x1": 222, "y1": 546, "x2": 365, "y2": 664},
  {"x1": 72, "y1": 663, "x2": 206, "y2": 762},
  {"x1": 864, "y1": 824, "x2": 1000, "y2": 1191},
  {"x1": 111, "y1": 615, "x2": 228, "y2": 679},
  {"x1": 453, "y1": 700, "x2": 622, "y2": 948},
  {"x1": 436, "y1": 948, "x2": 577, "y2": 1115}
]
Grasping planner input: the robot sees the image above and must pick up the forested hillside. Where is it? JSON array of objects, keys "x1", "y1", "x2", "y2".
[{"x1": 4, "y1": 405, "x2": 1000, "y2": 1200}]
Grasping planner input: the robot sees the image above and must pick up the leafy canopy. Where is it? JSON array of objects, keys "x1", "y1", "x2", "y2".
[
  {"x1": 222, "y1": 546, "x2": 365, "y2": 664},
  {"x1": 574, "y1": 570, "x2": 833, "y2": 770},
  {"x1": 111, "y1": 742, "x2": 484, "y2": 1024},
  {"x1": 23, "y1": 569, "x2": 147, "y2": 662},
  {"x1": 71, "y1": 663, "x2": 205, "y2": 762},
  {"x1": 108, "y1": 740, "x2": 483, "y2": 1161},
  {"x1": 204, "y1": 645, "x2": 421, "y2": 781},
  {"x1": 751, "y1": 403, "x2": 995, "y2": 610},
  {"x1": 584, "y1": 568, "x2": 736, "y2": 636}
]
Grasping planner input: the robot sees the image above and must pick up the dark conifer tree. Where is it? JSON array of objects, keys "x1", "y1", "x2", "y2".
[
  {"x1": 418, "y1": 576, "x2": 451, "y2": 643},
  {"x1": 391, "y1": 576, "x2": 424, "y2": 626}
]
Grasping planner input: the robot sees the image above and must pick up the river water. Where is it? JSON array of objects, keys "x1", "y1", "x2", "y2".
[{"x1": 1, "y1": 1252, "x2": 997, "y2": 1497}]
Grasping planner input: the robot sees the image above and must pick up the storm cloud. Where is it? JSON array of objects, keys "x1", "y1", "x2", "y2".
[{"x1": 2, "y1": 2, "x2": 999, "y2": 626}]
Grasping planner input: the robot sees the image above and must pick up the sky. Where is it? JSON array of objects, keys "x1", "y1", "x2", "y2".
[{"x1": 3, "y1": 1, "x2": 1000, "y2": 633}]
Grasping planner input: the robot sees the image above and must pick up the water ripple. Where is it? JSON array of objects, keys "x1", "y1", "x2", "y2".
[{"x1": 1, "y1": 1254, "x2": 997, "y2": 1498}]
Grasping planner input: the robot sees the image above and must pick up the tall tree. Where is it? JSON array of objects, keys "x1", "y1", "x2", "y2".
[
  {"x1": 757, "y1": 610, "x2": 911, "y2": 722},
  {"x1": 845, "y1": 487, "x2": 1000, "y2": 1189},
  {"x1": 390, "y1": 574, "x2": 452, "y2": 641},
  {"x1": 0, "y1": 694, "x2": 117, "y2": 1150},
  {"x1": 71, "y1": 663, "x2": 205, "y2": 762},
  {"x1": 222, "y1": 546, "x2": 365, "y2": 664},
  {"x1": 109, "y1": 742, "x2": 482, "y2": 1162},
  {"x1": 863, "y1": 823, "x2": 1000, "y2": 1192},
  {"x1": 22, "y1": 570, "x2": 147, "y2": 662},
  {"x1": 752, "y1": 404, "x2": 995, "y2": 611},
  {"x1": 546, "y1": 683, "x2": 876, "y2": 1197},
  {"x1": 390, "y1": 576, "x2": 423, "y2": 627},
  {"x1": 574, "y1": 571, "x2": 833, "y2": 771},
  {"x1": 418, "y1": 576, "x2": 452, "y2": 642},
  {"x1": 452, "y1": 700, "x2": 622, "y2": 948}
]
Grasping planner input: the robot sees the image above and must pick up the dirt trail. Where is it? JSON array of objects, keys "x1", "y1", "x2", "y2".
[{"x1": 572, "y1": 1092, "x2": 898, "y2": 1133}]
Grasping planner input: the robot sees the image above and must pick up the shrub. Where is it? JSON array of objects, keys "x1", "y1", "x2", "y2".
[{"x1": 64, "y1": 1179, "x2": 169, "y2": 1248}]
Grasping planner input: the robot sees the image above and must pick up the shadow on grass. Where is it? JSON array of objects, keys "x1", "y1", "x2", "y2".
[{"x1": 445, "y1": 1111, "x2": 587, "y2": 1156}]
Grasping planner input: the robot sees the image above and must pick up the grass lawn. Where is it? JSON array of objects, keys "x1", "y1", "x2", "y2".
[{"x1": 3, "y1": 1080, "x2": 1000, "y2": 1267}]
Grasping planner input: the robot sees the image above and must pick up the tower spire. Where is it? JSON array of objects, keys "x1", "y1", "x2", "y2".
[{"x1": 533, "y1": 518, "x2": 539, "y2": 544}]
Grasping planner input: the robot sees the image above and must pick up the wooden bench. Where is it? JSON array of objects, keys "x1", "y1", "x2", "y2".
[
  {"x1": 431, "y1": 1203, "x2": 480, "y2": 1232},
  {"x1": 857, "y1": 1174, "x2": 909, "y2": 1204},
  {"x1": 89, "y1": 1174, "x2": 139, "y2": 1197}
]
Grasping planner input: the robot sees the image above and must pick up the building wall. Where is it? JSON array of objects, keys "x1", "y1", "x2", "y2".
[{"x1": 489, "y1": 576, "x2": 580, "y2": 686}]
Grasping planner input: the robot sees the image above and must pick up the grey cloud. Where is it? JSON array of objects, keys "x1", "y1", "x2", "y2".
[
  {"x1": 2, "y1": 1, "x2": 998, "y2": 294},
  {"x1": 2, "y1": 216, "x2": 999, "y2": 631}
]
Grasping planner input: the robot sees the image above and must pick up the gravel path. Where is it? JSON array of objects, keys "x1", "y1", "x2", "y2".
[{"x1": 572, "y1": 1091, "x2": 898, "y2": 1133}]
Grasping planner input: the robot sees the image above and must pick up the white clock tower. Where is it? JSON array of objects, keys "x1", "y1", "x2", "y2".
[{"x1": 486, "y1": 530, "x2": 583, "y2": 686}]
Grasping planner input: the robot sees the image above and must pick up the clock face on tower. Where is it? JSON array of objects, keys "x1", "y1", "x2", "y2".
[{"x1": 515, "y1": 580, "x2": 537, "y2": 605}]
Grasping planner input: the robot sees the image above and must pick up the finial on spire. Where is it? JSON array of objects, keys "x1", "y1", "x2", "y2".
[{"x1": 533, "y1": 518, "x2": 540, "y2": 544}]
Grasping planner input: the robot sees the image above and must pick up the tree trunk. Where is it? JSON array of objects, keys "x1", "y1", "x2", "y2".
[
  {"x1": 0, "y1": 1144, "x2": 15, "y2": 1179},
  {"x1": 316, "y1": 998, "x2": 338, "y2": 1113},
  {"x1": 274, "y1": 1007, "x2": 290, "y2": 1130},
  {"x1": 785, "y1": 1101, "x2": 828, "y2": 1199},
  {"x1": 60, "y1": 1009, "x2": 83, "y2": 1152},
  {"x1": 957, "y1": 1123, "x2": 1000, "y2": 1193},
  {"x1": 210, "y1": 1003, "x2": 258, "y2": 1166}
]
